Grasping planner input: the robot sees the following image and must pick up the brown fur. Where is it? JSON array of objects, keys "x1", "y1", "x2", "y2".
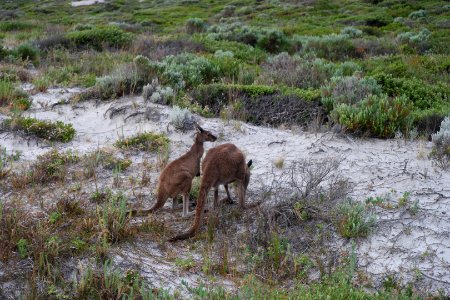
[
  {"x1": 131, "y1": 125, "x2": 216, "y2": 217},
  {"x1": 169, "y1": 143, "x2": 257, "y2": 241}
]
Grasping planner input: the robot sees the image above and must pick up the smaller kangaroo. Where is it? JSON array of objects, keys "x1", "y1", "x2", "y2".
[
  {"x1": 169, "y1": 143, "x2": 257, "y2": 241},
  {"x1": 131, "y1": 124, "x2": 217, "y2": 217}
]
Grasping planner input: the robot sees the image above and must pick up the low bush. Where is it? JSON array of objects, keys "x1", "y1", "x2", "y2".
[
  {"x1": 430, "y1": 116, "x2": 450, "y2": 169},
  {"x1": 373, "y1": 73, "x2": 449, "y2": 110},
  {"x1": 299, "y1": 34, "x2": 362, "y2": 61},
  {"x1": 257, "y1": 53, "x2": 335, "y2": 89},
  {"x1": 186, "y1": 18, "x2": 206, "y2": 34},
  {"x1": 335, "y1": 199, "x2": 375, "y2": 238},
  {"x1": 3, "y1": 117, "x2": 76, "y2": 142},
  {"x1": 14, "y1": 43, "x2": 40, "y2": 62},
  {"x1": 23, "y1": 149, "x2": 79, "y2": 184},
  {"x1": 332, "y1": 95, "x2": 414, "y2": 138},
  {"x1": 0, "y1": 21, "x2": 34, "y2": 31},
  {"x1": 115, "y1": 131, "x2": 169, "y2": 152},
  {"x1": 170, "y1": 106, "x2": 195, "y2": 131},
  {"x1": 206, "y1": 22, "x2": 290, "y2": 53},
  {"x1": 142, "y1": 79, "x2": 174, "y2": 105},
  {"x1": 66, "y1": 26, "x2": 133, "y2": 51},
  {"x1": 0, "y1": 79, "x2": 31, "y2": 109},
  {"x1": 321, "y1": 76, "x2": 383, "y2": 111}
]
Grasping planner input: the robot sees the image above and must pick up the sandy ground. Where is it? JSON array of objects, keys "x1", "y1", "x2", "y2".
[
  {"x1": 71, "y1": 0, "x2": 105, "y2": 7},
  {"x1": 1, "y1": 87, "x2": 449, "y2": 295}
]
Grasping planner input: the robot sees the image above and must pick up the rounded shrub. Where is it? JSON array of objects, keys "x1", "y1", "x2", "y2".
[
  {"x1": 332, "y1": 94, "x2": 414, "y2": 138},
  {"x1": 186, "y1": 18, "x2": 206, "y2": 34}
]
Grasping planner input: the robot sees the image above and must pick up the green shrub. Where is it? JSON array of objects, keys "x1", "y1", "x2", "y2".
[
  {"x1": 186, "y1": 18, "x2": 206, "y2": 34},
  {"x1": 159, "y1": 53, "x2": 220, "y2": 89},
  {"x1": 115, "y1": 131, "x2": 169, "y2": 152},
  {"x1": 206, "y1": 22, "x2": 289, "y2": 53},
  {"x1": 198, "y1": 37, "x2": 267, "y2": 63},
  {"x1": 299, "y1": 34, "x2": 362, "y2": 61},
  {"x1": 14, "y1": 43, "x2": 39, "y2": 62},
  {"x1": 97, "y1": 193, "x2": 132, "y2": 243},
  {"x1": 0, "y1": 21, "x2": 34, "y2": 31},
  {"x1": 256, "y1": 29, "x2": 290, "y2": 53},
  {"x1": 66, "y1": 26, "x2": 133, "y2": 50},
  {"x1": 336, "y1": 199, "x2": 375, "y2": 238},
  {"x1": 28, "y1": 149, "x2": 79, "y2": 184},
  {"x1": 0, "y1": 79, "x2": 31, "y2": 110},
  {"x1": 3, "y1": 117, "x2": 76, "y2": 142},
  {"x1": 333, "y1": 95, "x2": 414, "y2": 138},
  {"x1": 374, "y1": 73, "x2": 449, "y2": 110}
]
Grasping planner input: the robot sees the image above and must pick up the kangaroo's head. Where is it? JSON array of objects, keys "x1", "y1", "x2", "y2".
[
  {"x1": 244, "y1": 159, "x2": 252, "y2": 189},
  {"x1": 195, "y1": 124, "x2": 217, "y2": 143}
]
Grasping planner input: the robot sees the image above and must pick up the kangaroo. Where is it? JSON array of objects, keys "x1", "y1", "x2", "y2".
[
  {"x1": 131, "y1": 124, "x2": 217, "y2": 217},
  {"x1": 169, "y1": 143, "x2": 257, "y2": 241}
]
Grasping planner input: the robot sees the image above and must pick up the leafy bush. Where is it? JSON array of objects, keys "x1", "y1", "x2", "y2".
[
  {"x1": 28, "y1": 149, "x2": 79, "y2": 184},
  {"x1": 430, "y1": 116, "x2": 450, "y2": 169},
  {"x1": 336, "y1": 199, "x2": 375, "y2": 238},
  {"x1": 374, "y1": 73, "x2": 449, "y2": 110},
  {"x1": 332, "y1": 95, "x2": 414, "y2": 138},
  {"x1": 3, "y1": 117, "x2": 76, "y2": 142},
  {"x1": 14, "y1": 43, "x2": 39, "y2": 63},
  {"x1": 159, "y1": 53, "x2": 220, "y2": 89},
  {"x1": 321, "y1": 76, "x2": 382, "y2": 111},
  {"x1": 396, "y1": 28, "x2": 431, "y2": 52},
  {"x1": 256, "y1": 28, "x2": 290, "y2": 53},
  {"x1": 206, "y1": 22, "x2": 289, "y2": 53},
  {"x1": 66, "y1": 26, "x2": 133, "y2": 50},
  {"x1": 0, "y1": 79, "x2": 31, "y2": 109},
  {"x1": 408, "y1": 10, "x2": 426, "y2": 20},
  {"x1": 95, "y1": 65, "x2": 139, "y2": 100},
  {"x1": 0, "y1": 21, "x2": 34, "y2": 31},
  {"x1": 186, "y1": 18, "x2": 206, "y2": 34},
  {"x1": 115, "y1": 131, "x2": 169, "y2": 152},
  {"x1": 299, "y1": 34, "x2": 362, "y2": 61}
]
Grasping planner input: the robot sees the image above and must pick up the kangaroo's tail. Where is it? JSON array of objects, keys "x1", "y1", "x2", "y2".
[{"x1": 169, "y1": 186, "x2": 208, "y2": 241}]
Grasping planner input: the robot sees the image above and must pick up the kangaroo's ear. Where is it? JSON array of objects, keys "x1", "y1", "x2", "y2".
[
  {"x1": 195, "y1": 123, "x2": 204, "y2": 133},
  {"x1": 247, "y1": 160, "x2": 253, "y2": 167}
]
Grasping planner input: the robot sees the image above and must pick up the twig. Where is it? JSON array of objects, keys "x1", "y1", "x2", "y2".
[
  {"x1": 268, "y1": 140, "x2": 286, "y2": 146},
  {"x1": 420, "y1": 271, "x2": 450, "y2": 284}
]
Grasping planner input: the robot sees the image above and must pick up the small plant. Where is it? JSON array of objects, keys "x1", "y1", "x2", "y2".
[
  {"x1": 66, "y1": 26, "x2": 133, "y2": 51},
  {"x1": 186, "y1": 18, "x2": 206, "y2": 34},
  {"x1": 115, "y1": 131, "x2": 169, "y2": 152},
  {"x1": 17, "y1": 238, "x2": 28, "y2": 259},
  {"x1": 340, "y1": 27, "x2": 363, "y2": 38},
  {"x1": 3, "y1": 117, "x2": 76, "y2": 142},
  {"x1": 142, "y1": 79, "x2": 174, "y2": 105},
  {"x1": 175, "y1": 257, "x2": 196, "y2": 271},
  {"x1": 274, "y1": 157, "x2": 285, "y2": 169},
  {"x1": 430, "y1": 116, "x2": 450, "y2": 169},
  {"x1": 97, "y1": 192, "x2": 132, "y2": 243},
  {"x1": 336, "y1": 199, "x2": 375, "y2": 238},
  {"x1": 170, "y1": 106, "x2": 195, "y2": 131},
  {"x1": 48, "y1": 211, "x2": 62, "y2": 224}
]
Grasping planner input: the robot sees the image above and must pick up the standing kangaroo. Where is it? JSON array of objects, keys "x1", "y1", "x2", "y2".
[
  {"x1": 169, "y1": 143, "x2": 256, "y2": 241},
  {"x1": 131, "y1": 124, "x2": 217, "y2": 217}
]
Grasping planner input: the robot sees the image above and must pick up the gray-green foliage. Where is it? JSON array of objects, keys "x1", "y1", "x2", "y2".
[
  {"x1": 340, "y1": 26, "x2": 363, "y2": 38},
  {"x1": 170, "y1": 106, "x2": 194, "y2": 131},
  {"x1": 321, "y1": 76, "x2": 383, "y2": 110},
  {"x1": 430, "y1": 116, "x2": 450, "y2": 168},
  {"x1": 142, "y1": 79, "x2": 174, "y2": 105}
]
